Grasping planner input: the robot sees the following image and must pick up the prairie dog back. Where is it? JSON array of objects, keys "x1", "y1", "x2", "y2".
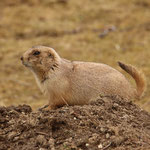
[{"x1": 68, "y1": 62, "x2": 135, "y2": 104}]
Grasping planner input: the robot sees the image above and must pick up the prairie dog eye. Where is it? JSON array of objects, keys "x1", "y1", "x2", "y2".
[{"x1": 33, "y1": 51, "x2": 40, "y2": 56}]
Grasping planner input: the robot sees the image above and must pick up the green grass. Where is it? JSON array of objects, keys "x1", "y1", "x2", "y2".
[{"x1": 0, "y1": 0, "x2": 150, "y2": 111}]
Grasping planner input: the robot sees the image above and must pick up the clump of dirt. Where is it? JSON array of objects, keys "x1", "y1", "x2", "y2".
[{"x1": 0, "y1": 96, "x2": 150, "y2": 150}]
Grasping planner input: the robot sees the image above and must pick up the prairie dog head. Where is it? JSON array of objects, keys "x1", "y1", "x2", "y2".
[
  {"x1": 21, "y1": 46, "x2": 60, "y2": 71},
  {"x1": 21, "y1": 46, "x2": 61, "y2": 82}
]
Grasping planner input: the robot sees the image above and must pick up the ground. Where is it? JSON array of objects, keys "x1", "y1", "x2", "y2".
[
  {"x1": 0, "y1": 1, "x2": 150, "y2": 149},
  {"x1": 0, "y1": 96, "x2": 150, "y2": 150},
  {"x1": 0, "y1": 0, "x2": 150, "y2": 111}
]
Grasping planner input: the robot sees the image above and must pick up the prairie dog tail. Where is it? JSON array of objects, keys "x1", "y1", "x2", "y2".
[{"x1": 118, "y1": 61, "x2": 146, "y2": 99}]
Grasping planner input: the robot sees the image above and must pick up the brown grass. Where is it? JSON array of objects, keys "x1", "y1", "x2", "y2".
[{"x1": 0, "y1": 0, "x2": 150, "y2": 111}]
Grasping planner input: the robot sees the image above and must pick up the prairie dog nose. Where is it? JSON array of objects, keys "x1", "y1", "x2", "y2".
[{"x1": 20, "y1": 56, "x2": 23, "y2": 61}]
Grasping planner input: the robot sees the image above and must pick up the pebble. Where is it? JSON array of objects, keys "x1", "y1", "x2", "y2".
[
  {"x1": 106, "y1": 133, "x2": 110, "y2": 139},
  {"x1": 7, "y1": 131, "x2": 17, "y2": 140},
  {"x1": 74, "y1": 117, "x2": 77, "y2": 120},
  {"x1": 36, "y1": 135, "x2": 47, "y2": 145},
  {"x1": 98, "y1": 144, "x2": 103, "y2": 149},
  {"x1": 39, "y1": 148, "x2": 46, "y2": 150}
]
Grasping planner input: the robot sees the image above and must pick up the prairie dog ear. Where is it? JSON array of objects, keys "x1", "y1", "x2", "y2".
[{"x1": 48, "y1": 52, "x2": 54, "y2": 59}]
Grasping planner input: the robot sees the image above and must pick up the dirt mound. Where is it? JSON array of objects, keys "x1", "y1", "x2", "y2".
[{"x1": 0, "y1": 96, "x2": 150, "y2": 150}]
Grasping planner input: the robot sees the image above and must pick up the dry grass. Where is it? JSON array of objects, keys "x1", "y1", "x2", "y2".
[{"x1": 0, "y1": 0, "x2": 150, "y2": 111}]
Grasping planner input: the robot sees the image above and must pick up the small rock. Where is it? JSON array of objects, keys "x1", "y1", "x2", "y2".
[
  {"x1": 48, "y1": 138, "x2": 55, "y2": 150},
  {"x1": 7, "y1": 131, "x2": 17, "y2": 140},
  {"x1": 99, "y1": 25, "x2": 116, "y2": 38},
  {"x1": 29, "y1": 118, "x2": 36, "y2": 127},
  {"x1": 98, "y1": 144, "x2": 103, "y2": 149},
  {"x1": 88, "y1": 133, "x2": 99, "y2": 144},
  {"x1": 39, "y1": 148, "x2": 46, "y2": 150},
  {"x1": 100, "y1": 127, "x2": 107, "y2": 133},
  {"x1": 74, "y1": 117, "x2": 77, "y2": 120},
  {"x1": 100, "y1": 127, "x2": 105, "y2": 132},
  {"x1": 36, "y1": 135, "x2": 47, "y2": 145},
  {"x1": 106, "y1": 133, "x2": 110, "y2": 139},
  {"x1": 13, "y1": 136, "x2": 19, "y2": 141}
]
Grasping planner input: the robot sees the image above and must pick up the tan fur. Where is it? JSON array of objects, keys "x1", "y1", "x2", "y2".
[
  {"x1": 118, "y1": 61, "x2": 146, "y2": 99},
  {"x1": 21, "y1": 46, "x2": 146, "y2": 110}
]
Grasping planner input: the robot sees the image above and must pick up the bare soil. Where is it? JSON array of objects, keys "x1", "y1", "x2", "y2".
[
  {"x1": 1, "y1": 0, "x2": 150, "y2": 112},
  {"x1": 0, "y1": 96, "x2": 150, "y2": 150}
]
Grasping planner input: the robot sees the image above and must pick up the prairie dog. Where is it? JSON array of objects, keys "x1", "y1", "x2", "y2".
[{"x1": 21, "y1": 46, "x2": 146, "y2": 110}]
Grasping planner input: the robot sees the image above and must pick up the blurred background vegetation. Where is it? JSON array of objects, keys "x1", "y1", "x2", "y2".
[{"x1": 0, "y1": 0, "x2": 150, "y2": 111}]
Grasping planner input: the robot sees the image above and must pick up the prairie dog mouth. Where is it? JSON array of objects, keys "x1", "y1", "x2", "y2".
[
  {"x1": 22, "y1": 61, "x2": 31, "y2": 68},
  {"x1": 20, "y1": 57, "x2": 31, "y2": 67}
]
